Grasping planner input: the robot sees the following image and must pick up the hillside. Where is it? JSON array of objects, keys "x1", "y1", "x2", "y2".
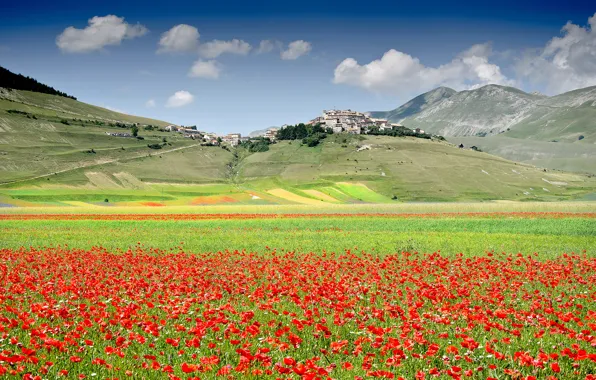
[
  {"x1": 373, "y1": 84, "x2": 596, "y2": 173},
  {"x1": 0, "y1": 88, "x2": 195, "y2": 183},
  {"x1": 2, "y1": 132, "x2": 595, "y2": 206},
  {"x1": 369, "y1": 87, "x2": 456, "y2": 121}
]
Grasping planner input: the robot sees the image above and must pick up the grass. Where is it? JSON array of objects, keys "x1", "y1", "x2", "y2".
[
  {"x1": 2, "y1": 215, "x2": 594, "y2": 258},
  {"x1": 454, "y1": 135, "x2": 596, "y2": 175},
  {"x1": 0, "y1": 88, "x2": 212, "y2": 183}
]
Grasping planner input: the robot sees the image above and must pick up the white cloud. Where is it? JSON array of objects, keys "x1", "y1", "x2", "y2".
[
  {"x1": 188, "y1": 59, "x2": 221, "y2": 79},
  {"x1": 333, "y1": 43, "x2": 513, "y2": 95},
  {"x1": 198, "y1": 39, "x2": 252, "y2": 58},
  {"x1": 56, "y1": 15, "x2": 148, "y2": 53},
  {"x1": 157, "y1": 24, "x2": 199, "y2": 54},
  {"x1": 145, "y1": 99, "x2": 156, "y2": 108},
  {"x1": 256, "y1": 40, "x2": 281, "y2": 54},
  {"x1": 165, "y1": 91, "x2": 194, "y2": 108},
  {"x1": 281, "y1": 40, "x2": 312, "y2": 60},
  {"x1": 515, "y1": 13, "x2": 596, "y2": 94}
]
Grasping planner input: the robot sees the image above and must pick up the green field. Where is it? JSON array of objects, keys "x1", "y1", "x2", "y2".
[{"x1": 2, "y1": 213, "x2": 594, "y2": 259}]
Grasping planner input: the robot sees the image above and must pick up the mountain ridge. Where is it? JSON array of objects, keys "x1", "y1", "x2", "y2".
[
  {"x1": 372, "y1": 84, "x2": 596, "y2": 142},
  {"x1": 371, "y1": 84, "x2": 596, "y2": 174}
]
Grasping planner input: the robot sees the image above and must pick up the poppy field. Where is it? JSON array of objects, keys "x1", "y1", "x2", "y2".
[{"x1": 0, "y1": 210, "x2": 595, "y2": 379}]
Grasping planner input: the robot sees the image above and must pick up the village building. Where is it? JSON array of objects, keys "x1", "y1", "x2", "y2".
[
  {"x1": 264, "y1": 127, "x2": 279, "y2": 141},
  {"x1": 222, "y1": 133, "x2": 241, "y2": 146}
]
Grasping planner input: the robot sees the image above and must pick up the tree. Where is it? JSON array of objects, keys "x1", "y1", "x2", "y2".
[{"x1": 131, "y1": 125, "x2": 139, "y2": 137}]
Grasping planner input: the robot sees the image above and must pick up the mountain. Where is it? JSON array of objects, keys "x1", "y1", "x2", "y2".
[
  {"x1": 0, "y1": 66, "x2": 76, "y2": 100},
  {"x1": 373, "y1": 84, "x2": 596, "y2": 173},
  {"x1": 369, "y1": 87, "x2": 456, "y2": 121},
  {"x1": 376, "y1": 84, "x2": 596, "y2": 142}
]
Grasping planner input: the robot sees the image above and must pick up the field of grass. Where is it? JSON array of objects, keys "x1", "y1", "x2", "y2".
[{"x1": 1, "y1": 212, "x2": 594, "y2": 258}]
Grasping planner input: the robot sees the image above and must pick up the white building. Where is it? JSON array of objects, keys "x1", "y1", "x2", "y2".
[
  {"x1": 223, "y1": 133, "x2": 241, "y2": 146},
  {"x1": 264, "y1": 128, "x2": 279, "y2": 141}
]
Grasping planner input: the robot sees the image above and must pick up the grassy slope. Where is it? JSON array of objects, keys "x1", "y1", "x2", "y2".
[
  {"x1": 454, "y1": 135, "x2": 596, "y2": 175},
  {"x1": 237, "y1": 134, "x2": 596, "y2": 202},
  {"x1": 0, "y1": 88, "x2": 172, "y2": 127},
  {"x1": 0, "y1": 88, "x2": 209, "y2": 183},
  {"x1": 2, "y1": 134, "x2": 596, "y2": 205}
]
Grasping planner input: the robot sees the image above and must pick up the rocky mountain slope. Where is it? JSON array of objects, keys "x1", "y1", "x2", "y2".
[
  {"x1": 372, "y1": 85, "x2": 596, "y2": 173},
  {"x1": 369, "y1": 87, "x2": 456, "y2": 121},
  {"x1": 374, "y1": 84, "x2": 596, "y2": 143}
]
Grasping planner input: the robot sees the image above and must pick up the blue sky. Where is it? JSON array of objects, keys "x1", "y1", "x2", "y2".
[{"x1": 1, "y1": 0, "x2": 595, "y2": 134}]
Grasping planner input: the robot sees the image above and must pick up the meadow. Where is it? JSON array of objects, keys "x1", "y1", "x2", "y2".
[
  {"x1": 1, "y1": 212, "x2": 595, "y2": 257},
  {"x1": 1, "y1": 205, "x2": 595, "y2": 379}
]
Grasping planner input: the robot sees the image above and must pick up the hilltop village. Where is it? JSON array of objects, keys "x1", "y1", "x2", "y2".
[
  {"x1": 158, "y1": 109, "x2": 427, "y2": 147},
  {"x1": 306, "y1": 109, "x2": 422, "y2": 135}
]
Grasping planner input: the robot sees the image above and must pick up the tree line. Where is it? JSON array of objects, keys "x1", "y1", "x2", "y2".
[
  {"x1": 1, "y1": 66, "x2": 77, "y2": 100},
  {"x1": 276, "y1": 123, "x2": 330, "y2": 147}
]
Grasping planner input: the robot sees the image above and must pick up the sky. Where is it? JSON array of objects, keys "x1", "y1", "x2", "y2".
[{"x1": 1, "y1": 0, "x2": 595, "y2": 134}]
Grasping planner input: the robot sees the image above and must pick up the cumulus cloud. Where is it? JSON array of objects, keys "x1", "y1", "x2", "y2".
[
  {"x1": 515, "y1": 13, "x2": 596, "y2": 94},
  {"x1": 56, "y1": 15, "x2": 148, "y2": 53},
  {"x1": 157, "y1": 24, "x2": 200, "y2": 53},
  {"x1": 145, "y1": 99, "x2": 156, "y2": 108},
  {"x1": 198, "y1": 39, "x2": 251, "y2": 58},
  {"x1": 333, "y1": 43, "x2": 513, "y2": 94},
  {"x1": 256, "y1": 40, "x2": 281, "y2": 54},
  {"x1": 165, "y1": 91, "x2": 194, "y2": 108},
  {"x1": 188, "y1": 59, "x2": 221, "y2": 79},
  {"x1": 281, "y1": 40, "x2": 312, "y2": 60}
]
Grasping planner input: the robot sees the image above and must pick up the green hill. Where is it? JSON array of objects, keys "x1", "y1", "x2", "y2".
[{"x1": 0, "y1": 87, "x2": 199, "y2": 183}]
